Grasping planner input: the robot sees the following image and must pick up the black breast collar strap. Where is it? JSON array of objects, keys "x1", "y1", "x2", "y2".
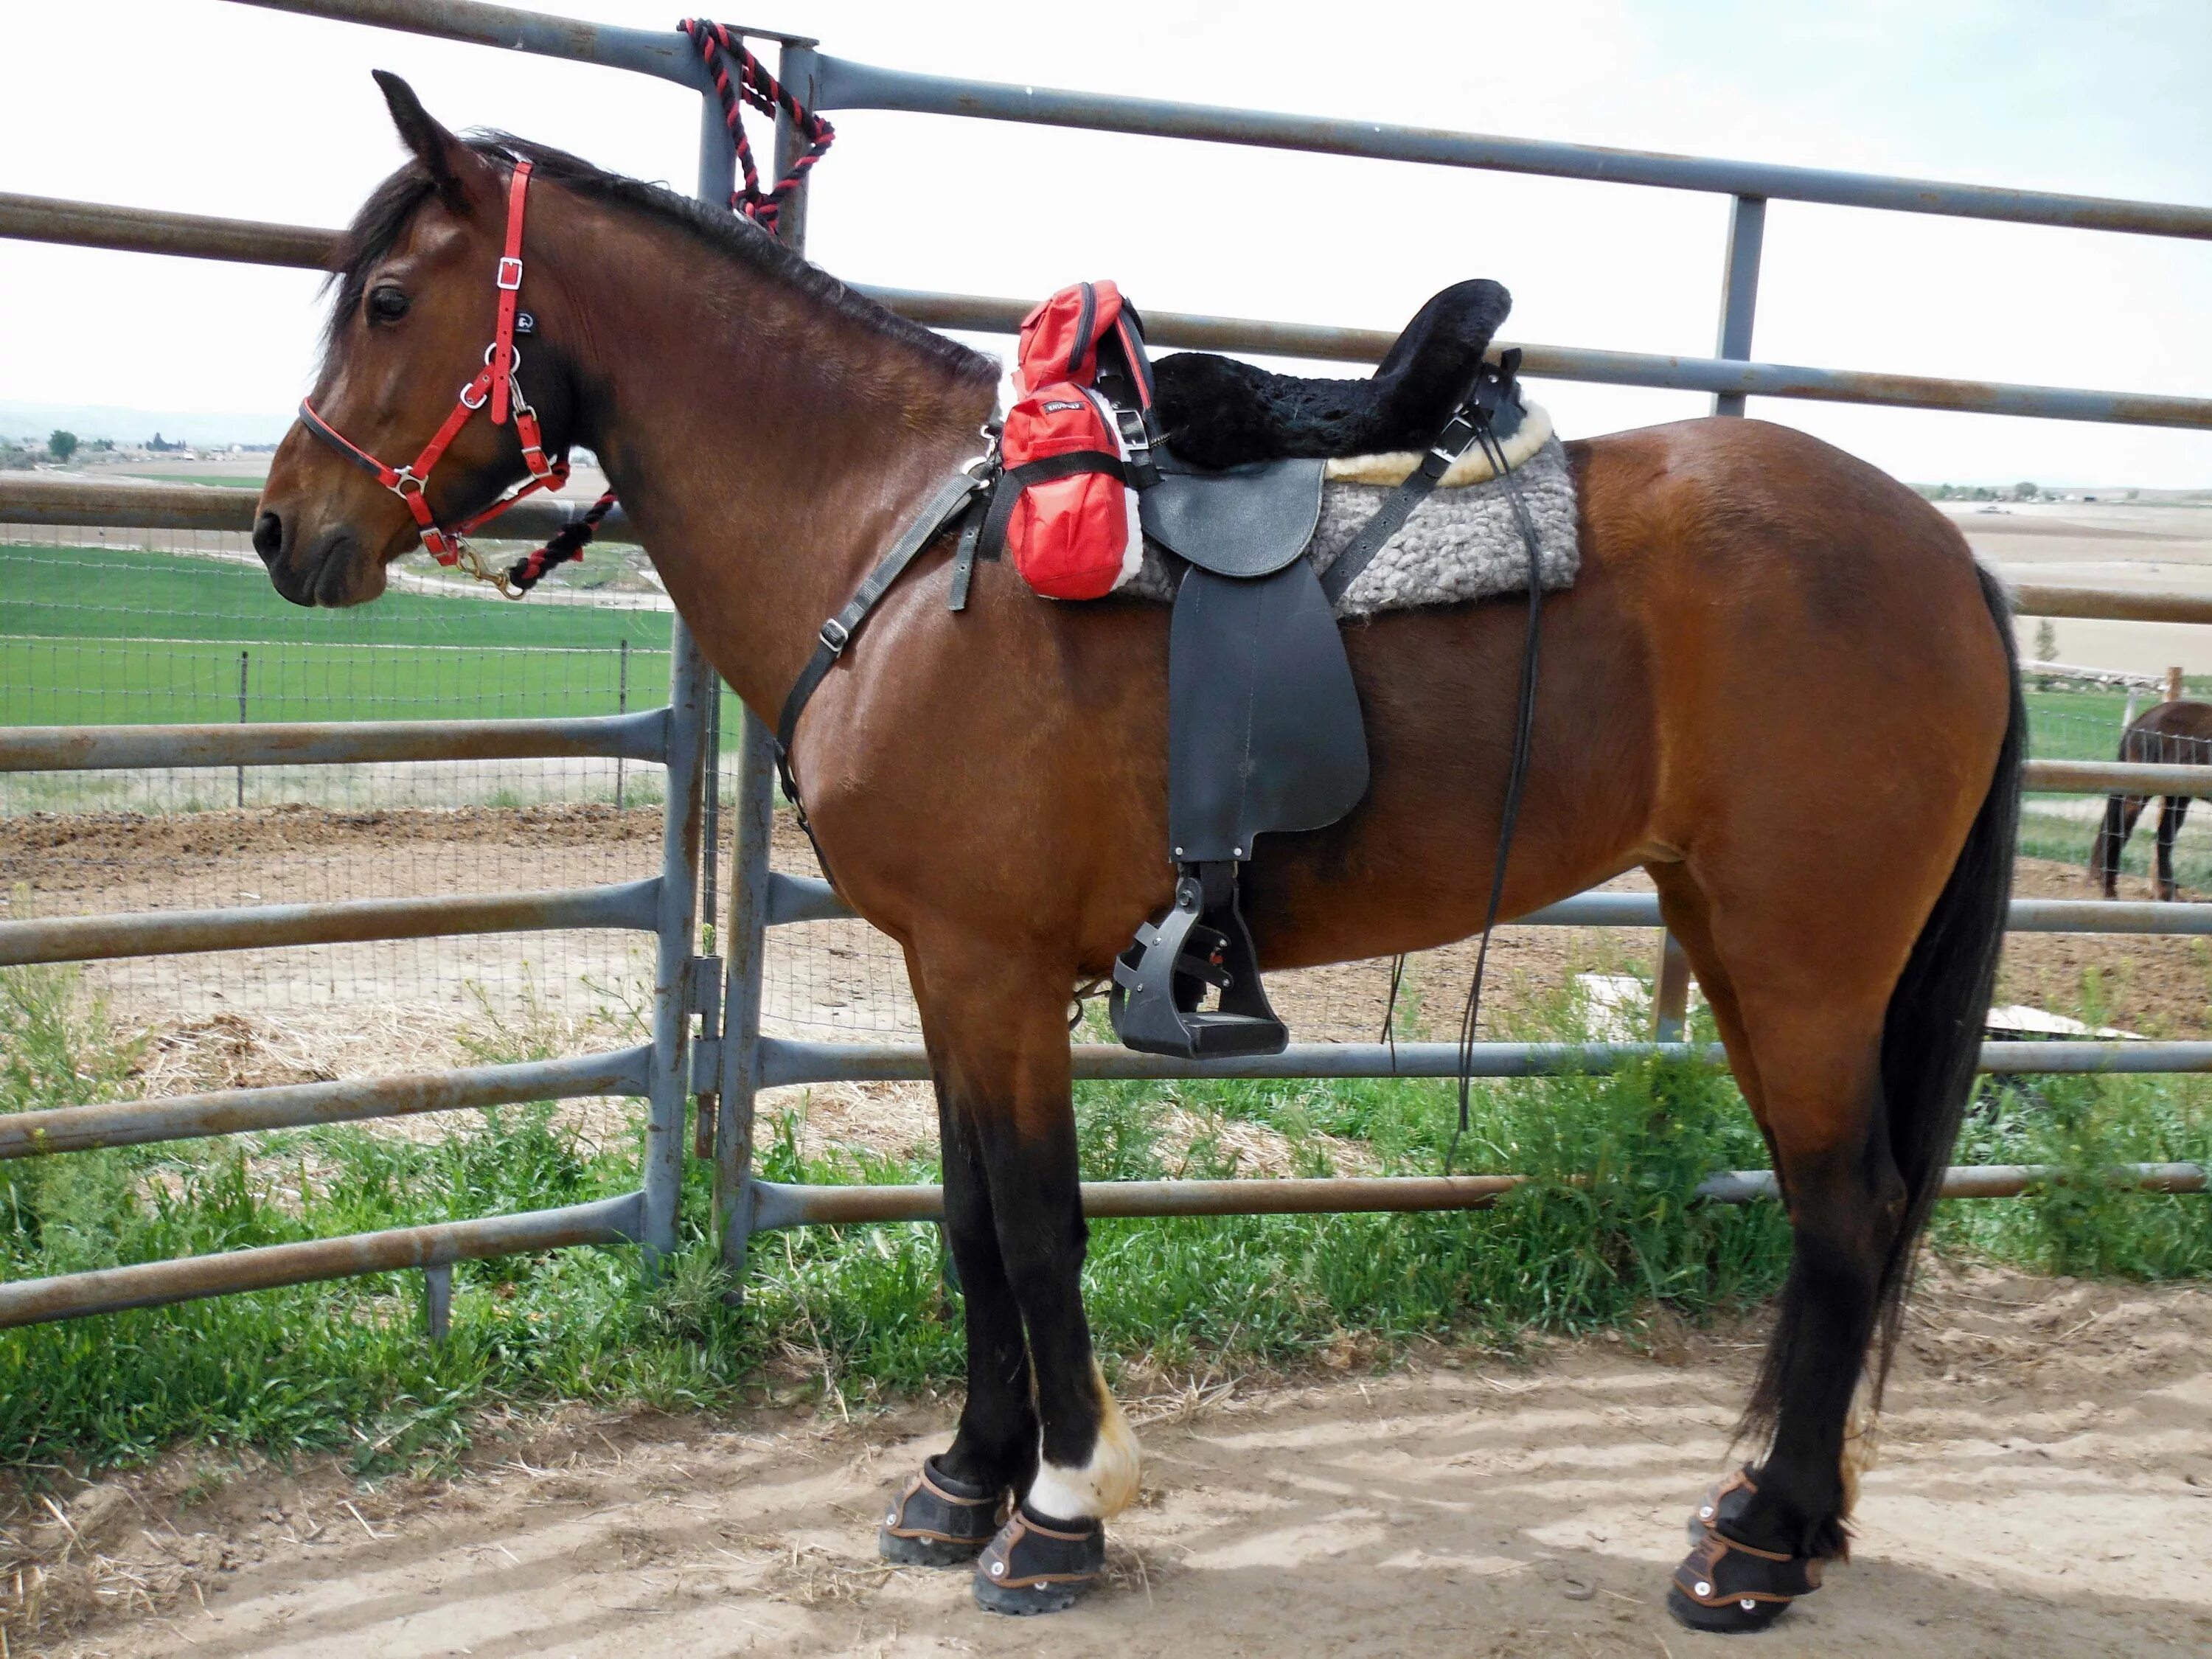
[{"x1": 773, "y1": 467, "x2": 990, "y2": 829}]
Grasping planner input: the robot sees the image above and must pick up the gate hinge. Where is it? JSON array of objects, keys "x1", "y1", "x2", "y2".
[
  {"x1": 686, "y1": 954, "x2": 724, "y2": 1023},
  {"x1": 689, "y1": 1037, "x2": 724, "y2": 1096}
]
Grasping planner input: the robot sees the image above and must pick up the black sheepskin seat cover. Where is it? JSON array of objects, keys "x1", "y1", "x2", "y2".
[{"x1": 1150, "y1": 279, "x2": 1513, "y2": 472}]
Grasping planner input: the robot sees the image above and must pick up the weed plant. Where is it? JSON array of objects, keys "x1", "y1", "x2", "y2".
[{"x1": 1, "y1": 961, "x2": 2205, "y2": 1480}]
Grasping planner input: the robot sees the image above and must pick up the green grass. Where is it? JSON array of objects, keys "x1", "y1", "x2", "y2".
[
  {"x1": 0, "y1": 540, "x2": 737, "y2": 733},
  {"x1": 4, "y1": 963, "x2": 2209, "y2": 1481},
  {"x1": 2025, "y1": 689, "x2": 2133, "y2": 761},
  {"x1": 0, "y1": 965, "x2": 1792, "y2": 1475},
  {"x1": 112, "y1": 473, "x2": 263, "y2": 490},
  {"x1": 2, "y1": 543, "x2": 668, "y2": 649}
]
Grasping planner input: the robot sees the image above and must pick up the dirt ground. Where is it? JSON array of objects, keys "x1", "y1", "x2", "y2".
[
  {"x1": 9, "y1": 1264, "x2": 2211, "y2": 1658},
  {"x1": 4, "y1": 801, "x2": 2205, "y2": 1081}
]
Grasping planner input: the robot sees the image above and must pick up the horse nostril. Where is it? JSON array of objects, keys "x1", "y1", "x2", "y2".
[{"x1": 252, "y1": 511, "x2": 285, "y2": 566}]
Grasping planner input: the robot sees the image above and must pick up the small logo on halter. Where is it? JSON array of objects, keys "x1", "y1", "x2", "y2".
[{"x1": 515, "y1": 312, "x2": 537, "y2": 337}]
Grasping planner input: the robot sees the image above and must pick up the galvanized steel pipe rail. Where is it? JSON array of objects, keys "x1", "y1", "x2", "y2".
[
  {"x1": 0, "y1": 881, "x2": 659, "y2": 969},
  {"x1": 11, "y1": 191, "x2": 2212, "y2": 432},
  {"x1": 0, "y1": 1046, "x2": 653, "y2": 1160},
  {"x1": 744, "y1": 1162, "x2": 2209, "y2": 1234},
  {"x1": 0, "y1": 1194, "x2": 645, "y2": 1329},
  {"x1": 6, "y1": 0, "x2": 2211, "y2": 1335}
]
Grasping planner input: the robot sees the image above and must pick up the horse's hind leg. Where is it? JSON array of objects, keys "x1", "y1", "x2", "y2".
[
  {"x1": 1651, "y1": 866, "x2": 1935, "y2": 1633},
  {"x1": 893, "y1": 936, "x2": 1135, "y2": 1613},
  {"x1": 2094, "y1": 794, "x2": 2146, "y2": 897},
  {"x1": 2156, "y1": 795, "x2": 2189, "y2": 900}
]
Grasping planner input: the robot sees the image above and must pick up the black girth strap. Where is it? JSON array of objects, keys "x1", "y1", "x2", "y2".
[
  {"x1": 1318, "y1": 349, "x2": 1523, "y2": 608},
  {"x1": 775, "y1": 468, "x2": 987, "y2": 811}
]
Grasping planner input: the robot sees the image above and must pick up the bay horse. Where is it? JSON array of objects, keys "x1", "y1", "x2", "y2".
[
  {"x1": 251, "y1": 76, "x2": 2022, "y2": 1632},
  {"x1": 2093, "y1": 699, "x2": 2212, "y2": 900}
]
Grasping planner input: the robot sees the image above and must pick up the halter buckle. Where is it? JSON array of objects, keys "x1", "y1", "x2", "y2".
[
  {"x1": 495, "y1": 256, "x2": 524, "y2": 291},
  {"x1": 818, "y1": 618, "x2": 852, "y2": 656},
  {"x1": 459, "y1": 379, "x2": 490, "y2": 411},
  {"x1": 392, "y1": 468, "x2": 427, "y2": 498}
]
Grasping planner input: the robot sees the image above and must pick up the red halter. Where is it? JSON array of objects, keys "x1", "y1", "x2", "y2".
[{"x1": 299, "y1": 159, "x2": 567, "y2": 586}]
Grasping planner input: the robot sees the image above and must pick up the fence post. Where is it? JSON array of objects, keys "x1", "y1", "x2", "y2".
[
  {"x1": 2167, "y1": 664, "x2": 2185, "y2": 706},
  {"x1": 616, "y1": 636, "x2": 629, "y2": 810},
  {"x1": 712, "y1": 41, "x2": 818, "y2": 1290},
  {"x1": 422, "y1": 1263, "x2": 452, "y2": 1344},
  {"x1": 236, "y1": 648, "x2": 248, "y2": 808},
  {"x1": 1711, "y1": 194, "x2": 1766, "y2": 418},
  {"x1": 641, "y1": 615, "x2": 712, "y2": 1263}
]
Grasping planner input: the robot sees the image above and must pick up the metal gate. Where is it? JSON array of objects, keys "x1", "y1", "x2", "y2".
[{"x1": 2, "y1": 0, "x2": 2209, "y2": 1334}]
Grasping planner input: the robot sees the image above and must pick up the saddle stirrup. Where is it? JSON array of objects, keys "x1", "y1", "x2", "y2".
[{"x1": 1109, "y1": 861, "x2": 1288, "y2": 1058}]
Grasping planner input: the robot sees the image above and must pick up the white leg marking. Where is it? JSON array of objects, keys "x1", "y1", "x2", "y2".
[
  {"x1": 1840, "y1": 1377, "x2": 1880, "y2": 1520},
  {"x1": 1026, "y1": 1360, "x2": 1141, "y2": 1520}
]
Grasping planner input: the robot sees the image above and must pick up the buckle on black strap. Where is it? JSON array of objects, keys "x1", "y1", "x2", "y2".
[
  {"x1": 818, "y1": 618, "x2": 851, "y2": 655},
  {"x1": 1113, "y1": 406, "x2": 1160, "y2": 490},
  {"x1": 1422, "y1": 409, "x2": 1480, "y2": 478}
]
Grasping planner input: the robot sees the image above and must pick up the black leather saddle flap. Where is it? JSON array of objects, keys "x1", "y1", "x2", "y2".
[
  {"x1": 1140, "y1": 451, "x2": 1326, "y2": 578},
  {"x1": 1167, "y1": 561, "x2": 1370, "y2": 864}
]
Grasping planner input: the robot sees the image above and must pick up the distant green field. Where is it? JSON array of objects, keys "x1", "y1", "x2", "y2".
[
  {"x1": 2025, "y1": 689, "x2": 2132, "y2": 760},
  {"x1": 2, "y1": 541, "x2": 679, "y2": 728},
  {"x1": 114, "y1": 473, "x2": 263, "y2": 490},
  {"x1": 0, "y1": 541, "x2": 2180, "y2": 761}
]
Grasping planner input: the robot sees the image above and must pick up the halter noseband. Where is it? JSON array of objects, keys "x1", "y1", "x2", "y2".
[{"x1": 299, "y1": 159, "x2": 566, "y2": 591}]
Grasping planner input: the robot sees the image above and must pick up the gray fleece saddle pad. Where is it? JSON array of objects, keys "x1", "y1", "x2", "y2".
[{"x1": 1121, "y1": 403, "x2": 1580, "y2": 618}]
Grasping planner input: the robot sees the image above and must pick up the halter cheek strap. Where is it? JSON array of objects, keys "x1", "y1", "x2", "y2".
[{"x1": 299, "y1": 159, "x2": 567, "y2": 580}]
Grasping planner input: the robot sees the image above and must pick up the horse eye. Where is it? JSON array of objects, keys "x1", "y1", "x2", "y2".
[{"x1": 367, "y1": 286, "x2": 411, "y2": 324}]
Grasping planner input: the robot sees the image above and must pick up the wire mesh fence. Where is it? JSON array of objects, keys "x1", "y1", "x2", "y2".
[
  {"x1": 12, "y1": 524, "x2": 2212, "y2": 1081},
  {"x1": 2023, "y1": 692, "x2": 2212, "y2": 894}
]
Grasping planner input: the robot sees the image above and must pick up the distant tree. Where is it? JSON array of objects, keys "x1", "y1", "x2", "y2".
[
  {"x1": 47, "y1": 429, "x2": 78, "y2": 462},
  {"x1": 2014, "y1": 480, "x2": 2039, "y2": 501},
  {"x1": 2034, "y1": 619, "x2": 2058, "y2": 662}
]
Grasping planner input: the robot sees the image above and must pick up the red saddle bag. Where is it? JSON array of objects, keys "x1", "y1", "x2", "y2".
[{"x1": 998, "y1": 280, "x2": 1158, "y2": 600}]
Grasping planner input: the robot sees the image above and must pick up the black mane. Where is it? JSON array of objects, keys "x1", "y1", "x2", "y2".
[{"x1": 323, "y1": 132, "x2": 1000, "y2": 389}]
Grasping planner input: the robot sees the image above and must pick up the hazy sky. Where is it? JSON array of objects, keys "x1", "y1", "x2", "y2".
[{"x1": 4, "y1": 0, "x2": 2211, "y2": 485}]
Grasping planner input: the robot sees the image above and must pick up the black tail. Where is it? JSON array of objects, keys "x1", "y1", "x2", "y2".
[{"x1": 1867, "y1": 563, "x2": 2023, "y2": 1398}]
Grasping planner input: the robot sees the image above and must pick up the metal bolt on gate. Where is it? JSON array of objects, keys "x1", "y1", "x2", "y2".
[{"x1": 0, "y1": 0, "x2": 2206, "y2": 1334}]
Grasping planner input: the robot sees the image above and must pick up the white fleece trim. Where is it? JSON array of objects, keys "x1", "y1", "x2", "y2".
[
  {"x1": 1323, "y1": 400, "x2": 1554, "y2": 488},
  {"x1": 1086, "y1": 386, "x2": 1148, "y2": 594}
]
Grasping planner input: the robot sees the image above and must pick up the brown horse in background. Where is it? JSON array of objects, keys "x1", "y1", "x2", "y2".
[
  {"x1": 2093, "y1": 700, "x2": 2212, "y2": 900},
  {"x1": 249, "y1": 78, "x2": 2022, "y2": 1632}
]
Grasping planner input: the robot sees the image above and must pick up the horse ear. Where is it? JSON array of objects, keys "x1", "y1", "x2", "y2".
[{"x1": 372, "y1": 71, "x2": 494, "y2": 213}]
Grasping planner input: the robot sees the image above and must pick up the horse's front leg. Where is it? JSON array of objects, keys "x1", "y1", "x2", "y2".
[
  {"x1": 877, "y1": 1018, "x2": 1040, "y2": 1568},
  {"x1": 887, "y1": 938, "x2": 1137, "y2": 1615}
]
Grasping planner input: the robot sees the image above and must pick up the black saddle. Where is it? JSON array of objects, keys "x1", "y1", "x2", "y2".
[
  {"x1": 768, "y1": 279, "x2": 1538, "y2": 1063},
  {"x1": 1152, "y1": 278, "x2": 1513, "y2": 470},
  {"x1": 1106, "y1": 281, "x2": 1524, "y2": 1060}
]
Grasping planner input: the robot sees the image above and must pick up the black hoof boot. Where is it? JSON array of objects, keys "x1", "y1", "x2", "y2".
[
  {"x1": 878, "y1": 1455, "x2": 1009, "y2": 1567},
  {"x1": 1666, "y1": 1585, "x2": 1797, "y2": 1635},
  {"x1": 1669, "y1": 1467, "x2": 1821, "y2": 1634},
  {"x1": 971, "y1": 1503, "x2": 1106, "y2": 1615}
]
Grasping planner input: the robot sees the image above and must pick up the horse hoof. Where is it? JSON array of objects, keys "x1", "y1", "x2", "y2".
[
  {"x1": 1672, "y1": 1468, "x2": 1819, "y2": 1632},
  {"x1": 1666, "y1": 1585, "x2": 1795, "y2": 1633},
  {"x1": 881, "y1": 1528, "x2": 991, "y2": 1568},
  {"x1": 973, "y1": 1574, "x2": 1089, "y2": 1615},
  {"x1": 970, "y1": 1503, "x2": 1105, "y2": 1615},
  {"x1": 877, "y1": 1455, "x2": 1008, "y2": 1567}
]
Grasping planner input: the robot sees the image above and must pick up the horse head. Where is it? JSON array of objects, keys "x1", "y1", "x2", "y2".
[{"x1": 255, "y1": 73, "x2": 581, "y2": 606}]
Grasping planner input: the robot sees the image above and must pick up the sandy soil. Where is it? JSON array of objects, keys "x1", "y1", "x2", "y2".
[
  {"x1": 7, "y1": 799, "x2": 2203, "y2": 1080},
  {"x1": 10, "y1": 1265, "x2": 2211, "y2": 1658}
]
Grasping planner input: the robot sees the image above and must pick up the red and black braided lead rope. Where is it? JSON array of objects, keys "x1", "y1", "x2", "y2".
[
  {"x1": 505, "y1": 490, "x2": 617, "y2": 594},
  {"x1": 680, "y1": 17, "x2": 835, "y2": 234},
  {"x1": 503, "y1": 23, "x2": 830, "y2": 596}
]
